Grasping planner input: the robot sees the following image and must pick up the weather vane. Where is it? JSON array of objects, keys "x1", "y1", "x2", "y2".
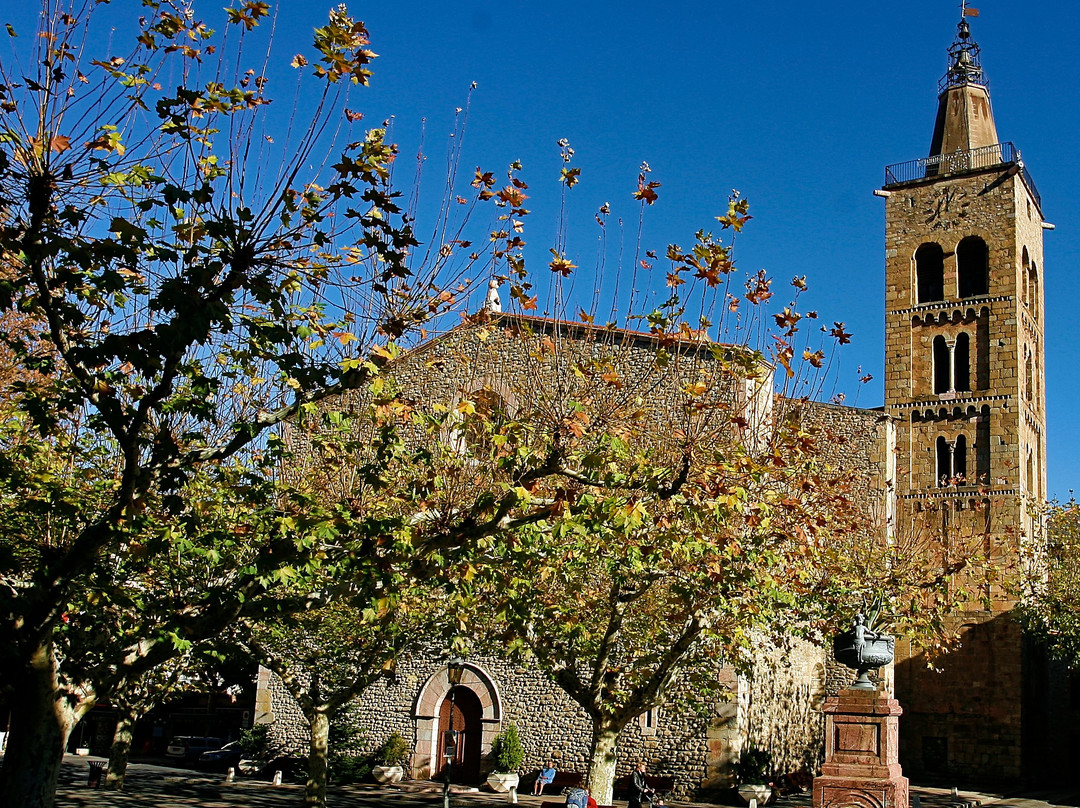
[{"x1": 960, "y1": 0, "x2": 980, "y2": 19}]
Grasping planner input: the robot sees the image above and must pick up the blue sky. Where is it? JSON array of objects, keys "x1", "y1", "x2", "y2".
[
  {"x1": 311, "y1": 0, "x2": 1077, "y2": 498},
  {"x1": 8, "y1": 2, "x2": 1079, "y2": 497}
]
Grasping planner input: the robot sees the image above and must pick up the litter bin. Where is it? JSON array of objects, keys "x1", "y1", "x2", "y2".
[{"x1": 87, "y1": 761, "x2": 107, "y2": 788}]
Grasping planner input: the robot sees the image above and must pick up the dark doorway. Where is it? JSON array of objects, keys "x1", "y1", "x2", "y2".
[{"x1": 436, "y1": 686, "x2": 483, "y2": 783}]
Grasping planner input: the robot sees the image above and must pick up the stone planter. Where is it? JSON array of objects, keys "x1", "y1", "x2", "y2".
[
  {"x1": 738, "y1": 784, "x2": 772, "y2": 805},
  {"x1": 373, "y1": 765, "x2": 404, "y2": 784},
  {"x1": 486, "y1": 772, "x2": 519, "y2": 793}
]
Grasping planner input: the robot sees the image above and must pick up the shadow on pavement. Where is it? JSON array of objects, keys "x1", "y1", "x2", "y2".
[{"x1": 50, "y1": 756, "x2": 1080, "y2": 808}]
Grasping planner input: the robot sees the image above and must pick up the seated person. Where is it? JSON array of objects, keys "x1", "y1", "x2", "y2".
[
  {"x1": 534, "y1": 762, "x2": 557, "y2": 795},
  {"x1": 565, "y1": 786, "x2": 597, "y2": 808}
]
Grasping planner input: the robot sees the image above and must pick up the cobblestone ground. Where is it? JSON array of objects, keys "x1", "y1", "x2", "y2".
[{"x1": 49, "y1": 756, "x2": 1080, "y2": 808}]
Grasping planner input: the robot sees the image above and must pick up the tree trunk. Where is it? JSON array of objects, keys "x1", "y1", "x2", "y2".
[
  {"x1": 304, "y1": 709, "x2": 330, "y2": 808},
  {"x1": 104, "y1": 700, "x2": 140, "y2": 790},
  {"x1": 0, "y1": 641, "x2": 78, "y2": 808},
  {"x1": 585, "y1": 717, "x2": 623, "y2": 806}
]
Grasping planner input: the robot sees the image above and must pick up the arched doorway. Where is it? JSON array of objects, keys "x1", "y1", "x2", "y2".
[
  {"x1": 436, "y1": 686, "x2": 483, "y2": 783},
  {"x1": 412, "y1": 662, "x2": 503, "y2": 782}
]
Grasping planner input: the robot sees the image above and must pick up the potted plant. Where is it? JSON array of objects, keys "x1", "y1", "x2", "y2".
[
  {"x1": 372, "y1": 731, "x2": 410, "y2": 784},
  {"x1": 486, "y1": 723, "x2": 524, "y2": 793},
  {"x1": 237, "y1": 722, "x2": 279, "y2": 775},
  {"x1": 734, "y1": 744, "x2": 775, "y2": 805}
]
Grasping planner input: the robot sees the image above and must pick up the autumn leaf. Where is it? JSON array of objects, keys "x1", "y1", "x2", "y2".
[
  {"x1": 344, "y1": 108, "x2": 363, "y2": 122},
  {"x1": 773, "y1": 307, "x2": 800, "y2": 333},
  {"x1": 497, "y1": 185, "x2": 528, "y2": 207},
  {"x1": 472, "y1": 168, "x2": 496, "y2": 189},
  {"x1": 549, "y1": 250, "x2": 577, "y2": 277},
  {"x1": 291, "y1": 54, "x2": 308, "y2": 68},
  {"x1": 745, "y1": 270, "x2": 773, "y2": 304},
  {"x1": 830, "y1": 322, "x2": 853, "y2": 345},
  {"x1": 633, "y1": 173, "x2": 660, "y2": 205}
]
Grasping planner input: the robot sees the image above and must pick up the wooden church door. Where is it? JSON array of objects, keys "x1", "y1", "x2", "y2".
[{"x1": 436, "y1": 686, "x2": 483, "y2": 783}]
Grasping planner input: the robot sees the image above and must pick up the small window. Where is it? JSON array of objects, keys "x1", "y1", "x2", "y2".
[
  {"x1": 916, "y1": 243, "x2": 945, "y2": 303},
  {"x1": 639, "y1": 709, "x2": 658, "y2": 736},
  {"x1": 954, "y1": 333, "x2": 970, "y2": 392},
  {"x1": 1029, "y1": 261, "x2": 1040, "y2": 313},
  {"x1": 1021, "y1": 247, "x2": 1030, "y2": 306},
  {"x1": 954, "y1": 435, "x2": 967, "y2": 483},
  {"x1": 936, "y1": 436, "x2": 951, "y2": 487},
  {"x1": 451, "y1": 386, "x2": 513, "y2": 458},
  {"x1": 933, "y1": 336, "x2": 951, "y2": 394},
  {"x1": 957, "y1": 236, "x2": 989, "y2": 298}
]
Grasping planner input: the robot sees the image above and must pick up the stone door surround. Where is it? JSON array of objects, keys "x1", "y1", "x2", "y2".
[{"x1": 412, "y1": 662, "x2": 503, "y2": 779}]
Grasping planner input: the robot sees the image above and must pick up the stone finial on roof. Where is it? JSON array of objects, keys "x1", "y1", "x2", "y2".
[{"x1": 483, "y1": 277, "x2": 502, "y2": 314}]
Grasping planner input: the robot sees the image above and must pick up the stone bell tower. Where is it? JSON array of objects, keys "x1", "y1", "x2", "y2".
[{"x1": 879, "y1": 12, "x2": 1049, "y2": 782}]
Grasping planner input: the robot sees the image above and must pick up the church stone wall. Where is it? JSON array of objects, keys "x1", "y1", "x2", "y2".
[{"x1": 258, "y1": 653, "x2": 740, "y2": 800}]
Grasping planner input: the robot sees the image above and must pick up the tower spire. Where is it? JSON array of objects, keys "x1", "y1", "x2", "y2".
[{"x1": 928, "y1": 7, "x2": 999, "y2": 158}]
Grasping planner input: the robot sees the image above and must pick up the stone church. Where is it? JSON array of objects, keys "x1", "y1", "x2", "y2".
[{"x1": 257, "y1": 14, "x2": 1069, "y2": 797}]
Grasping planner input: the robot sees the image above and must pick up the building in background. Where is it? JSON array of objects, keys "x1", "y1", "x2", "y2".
[{"x1": 258, "y1": 11, "x2": 1068, "y2": 796}]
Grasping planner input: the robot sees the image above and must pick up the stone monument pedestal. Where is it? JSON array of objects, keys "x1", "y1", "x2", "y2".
[{"x1": 813, "y1": 688, "x2": 908, "y2": 808}]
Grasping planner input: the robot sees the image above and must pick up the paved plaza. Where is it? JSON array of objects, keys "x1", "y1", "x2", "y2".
[{"x1": 42, "y1": 755, "x2": 1080, "y2": 808}]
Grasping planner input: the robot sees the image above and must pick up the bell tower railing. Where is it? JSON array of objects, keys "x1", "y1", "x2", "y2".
[{"x1": 883, "y1": 141, "x2": 1040, "y2": 211}]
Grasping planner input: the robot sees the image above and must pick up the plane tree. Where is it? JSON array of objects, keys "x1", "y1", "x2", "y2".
[
  {"x1": 0, "y1": 5, "x2": 747, "y2": 805},
  {"x1": 1016, "y1": 499, "x2": 1080, "y2": 667},
  {"x1": 0, "y1": 2, "x2": 496, "y2": 804}
]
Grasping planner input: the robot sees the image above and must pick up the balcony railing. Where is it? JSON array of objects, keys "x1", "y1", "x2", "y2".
[{"x1": 884, "y1": 142, "x2": 1040, "y2": 210}]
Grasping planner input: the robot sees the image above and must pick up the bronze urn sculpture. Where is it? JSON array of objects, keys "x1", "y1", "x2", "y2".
[{"x1": 832, "y1": 613, "x2": 894, "y2": 690}]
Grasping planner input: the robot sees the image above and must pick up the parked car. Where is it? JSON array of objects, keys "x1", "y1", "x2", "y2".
[
  {"x1": 165, "y1": 736, "x2": 225, "y2": 763},
  {"x1": 198, "y1": 741, "x2": 244, "y2": 771}
]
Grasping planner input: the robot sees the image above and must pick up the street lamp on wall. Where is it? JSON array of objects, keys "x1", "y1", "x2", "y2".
[{"x1": 447, "y1": 657, "x2": 466, "y2": 686}]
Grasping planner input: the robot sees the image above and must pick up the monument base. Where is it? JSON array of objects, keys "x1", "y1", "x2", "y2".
[
  {"x1": 814, "y1": 774, "x2": 908, "y2": 808},
  {"x1": 813, "y1": 688, "x2": 908, "y2": 808}
]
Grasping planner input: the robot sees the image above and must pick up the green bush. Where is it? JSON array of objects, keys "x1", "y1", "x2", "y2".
[
  {"x1": 489, "y1": 723, "x2": 524, "y2": 773},
  {"x1": 329, "y1": 753, "x2": 373, "y2": 785},
  {"x1": 327, "y1": 714, "x2": 373, "y2": 784},
  {"x1": 237, "y1": 723, "x2": 277, "y2": 760},
  {"x1": 375, "y1": 731, "x2": 411, "y2": 767},
  {"x1": 734, "y1": 744, "x2": 776, "y2": 785}
]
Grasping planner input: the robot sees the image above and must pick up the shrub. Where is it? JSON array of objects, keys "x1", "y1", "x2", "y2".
[
  {"x1": 490, "y1": 723, "x2": 524, "y2": 772},
  {"x1": 329, "y1": 753, "x2": 374, "y2": 785},
  {"x1": 735, "y1": 744, "x2": 776, "y2": 785},
  {"x1": 327, "y1": 715, "x2": 374, "y2": 784},
  {"x1": 376, "y1": 731, "x2": 411, "y2": 767},
  {"x1": 237, "y1": 723, "x2": 278, "y2": 760}
]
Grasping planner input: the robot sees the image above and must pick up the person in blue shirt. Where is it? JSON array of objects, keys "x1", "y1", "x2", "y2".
[{"x1": 533, "y1": 762, "x2": 557, "y2": 795}]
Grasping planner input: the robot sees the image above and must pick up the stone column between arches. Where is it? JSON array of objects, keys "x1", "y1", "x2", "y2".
[{"x1": 412, "y1": 663, "x2": 503, "y2": 779}]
